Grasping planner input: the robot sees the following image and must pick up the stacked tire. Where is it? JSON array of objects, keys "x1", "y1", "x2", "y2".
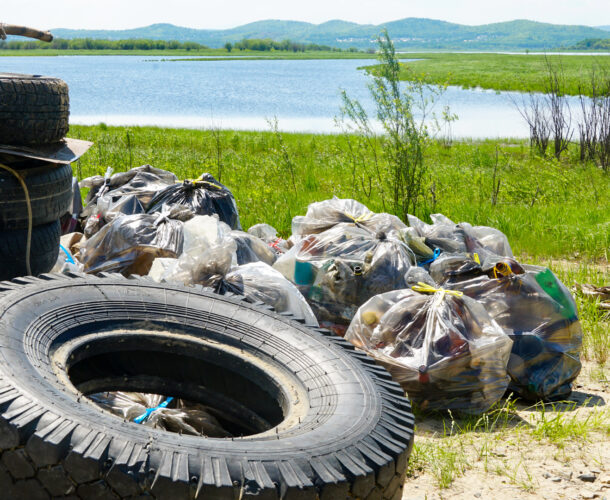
[{"x1": 0, "y1": 73, "x2": 72, "y2": 280}]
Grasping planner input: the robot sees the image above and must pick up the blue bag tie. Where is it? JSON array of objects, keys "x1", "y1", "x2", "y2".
[
  {"x1": 134, "y1": 397, "x2": 174, "y2": 424},
  {"x1": 418, "y1": 248, "x2": 441, "y2": 267},
  {"x1": 59, "y1": 244, "x2": 75, "y2": 265}
]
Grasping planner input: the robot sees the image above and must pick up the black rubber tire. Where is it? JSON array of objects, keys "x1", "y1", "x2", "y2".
[
  {"x1": 0, "y1": 163, "x2": 73, "y2": 229},
  {"x1": 0, "y1": 274, "x2": 414, "y2": 500},
  {"x1": 0, "y1": 73, "x2": 69, "y2": 145},
  {"x1": 0, "y1": 220, "x2": 60, "y2": 280}
]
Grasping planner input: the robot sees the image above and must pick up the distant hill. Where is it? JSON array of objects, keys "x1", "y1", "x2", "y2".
[
  {"x1": 597, "y1": 25, "x2": 610, "y2": 31},
  {"x1": 50, "y1": 18, "x2": 610, "y2": 51}
]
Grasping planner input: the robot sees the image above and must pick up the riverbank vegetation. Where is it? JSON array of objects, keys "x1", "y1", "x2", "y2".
[
  {"x1": 70, "y1": 124, "x2": 609, "y2": 262},
  {"x1": 0, "y1": 37, "x2": 368, "y2": 57},
  {"x1": 383, "y1": 53, "x2": 610, "y2": 97}
]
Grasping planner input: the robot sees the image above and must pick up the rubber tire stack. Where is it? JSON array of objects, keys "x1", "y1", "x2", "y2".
[{"x1": 0, "y1": 73, "x2": 72, "y2": 280}]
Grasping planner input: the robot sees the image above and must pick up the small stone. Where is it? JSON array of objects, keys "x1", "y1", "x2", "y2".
[
  {"x1": 474, "y1": 494, "x2": 481, "y2": 498},
  {"x1": 543, "y1": 472, "x2": 551, "y2": 479},
  {"x1": 599, "y1": 475, "x2": 610, "y2": 485},
  {"x1": 580, "y1": 473, "x2": 598, "y2": 483},
  {"x1": 580, "y1": 490, "x2": 597, "y2": 499},
  {"x1": 552, "y1": 477, "x2": 562, "y2": 483}
]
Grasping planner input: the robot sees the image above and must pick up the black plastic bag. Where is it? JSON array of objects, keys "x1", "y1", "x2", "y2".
[{"x1": 147, "y1": 174, "x2": 241, "y2": 230}]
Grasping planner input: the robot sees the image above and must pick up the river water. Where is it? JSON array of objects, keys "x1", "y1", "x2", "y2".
[{"x1": 0, "y1": 55, "x2": 583, "y2": 138}]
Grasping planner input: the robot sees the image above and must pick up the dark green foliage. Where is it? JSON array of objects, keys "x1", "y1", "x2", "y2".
[
  {"x1": 568, "y1": 38, "x2": 610, "y2": 50},
  {"x1": 0, "y1": 38, "x2": 209, "y2": 51}
]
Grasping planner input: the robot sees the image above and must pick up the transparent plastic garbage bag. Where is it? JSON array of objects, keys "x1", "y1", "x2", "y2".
[
  {"x1": 274, "y1": 223, "x2": 416, "y2": 325},
  {"x1": 151, "y1": 238, "x2": 318, "y2": 326},
  {"x1": 79, "y1": 205, "x2": 191, "y2": 276},
  {"x1": 292, "y1": 197, "x2": 406, "y2": 236},
  {"x1": 345, "y1": 285, "x2": 513, "y2": 414},
  {"x1": 447, "y1": 265, "x2": 582, "y2": 401},
  {"x1": 407, "y1": 214, "x2": 513, "y2": 258},
  {"x1": 81, "y1": 165, "x2": 177, "y2": 212},
  {"x1": 89, "y1": 392, "x2": 231, "y2": 437},
  {"x1": 248, "y1": 223, "x2": 289, "y2": 255}
]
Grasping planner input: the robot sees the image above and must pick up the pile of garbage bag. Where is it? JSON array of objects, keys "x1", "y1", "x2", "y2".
[
  {"x1": 53, "y1": 166, "x2": 583, "y2": 414},
  {"x1": 345, "y1": 284, "x2": 513, "y2": 413}
]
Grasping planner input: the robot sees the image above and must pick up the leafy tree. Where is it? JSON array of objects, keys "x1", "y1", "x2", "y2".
[{"x1": 337, "y1": 30, "x2": 449, "y2": 217}]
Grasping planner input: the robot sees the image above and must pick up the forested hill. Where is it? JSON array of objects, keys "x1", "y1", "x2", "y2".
[{"x1": 47, "y1": 18, "x2": 609, "y2": 51}]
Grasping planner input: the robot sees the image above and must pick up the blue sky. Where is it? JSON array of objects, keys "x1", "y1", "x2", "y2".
[{"x1": 4, "y1": 0, "x2": 609, "y2": 30}]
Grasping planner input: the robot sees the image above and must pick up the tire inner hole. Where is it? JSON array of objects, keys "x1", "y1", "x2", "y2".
[{"x1": 64, "y1": 331, "x2": 288, "y2": 438}]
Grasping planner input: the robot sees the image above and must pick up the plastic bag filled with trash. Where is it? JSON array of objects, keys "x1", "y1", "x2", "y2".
[
  {"x1": 88, "y1": 392, "x2": 231, "y2": 437},
  {"x1": 448, "y1": 265, "x2": 582, "y2": 401},
  {"x1": 407, "y1": 214, "x2": 513, "y2": 259},
  {"x1": 248, "y1": 223, "x2": 290, "y2": 255},
  {"x1": 149, "y1": 232, "x2": 318, "y2": 326},
  {"x1": 147, "y1": 173, "x2": 241, "y2": 230},
  {"x1": 274, "y1": 223, "x2": 416, "y2": 325},
  {"x1": 345, "y1": 284, "x2": 513, "y2": 414},
  {"x1": 79, "y1": 205, "x2": 192, "y2": 276},
  {"x1": 80, "y1": 166, "x2": 178, "y2": 237},
  {"x1": 291, "y1": 197, "x2": 406, "y2": 236},
  {"x1": 81, "y1": 165, "x2": 177, "y2": 216},
  {"x1": 428, "y1": 252, "x2": 525, "y2": 286}
]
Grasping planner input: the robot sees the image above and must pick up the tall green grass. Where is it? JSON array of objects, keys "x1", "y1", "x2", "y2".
[
  {"x1": 70, "y1": 125, "x2": 610, "y2": 261},
  {"x1": 378, "y1": 53, "x2": 610, "y2": 97}
]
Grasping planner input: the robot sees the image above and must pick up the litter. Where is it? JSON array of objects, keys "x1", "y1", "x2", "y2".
[
  {"x1": 149, "y1": 236, "x2": 318, "y2": 326},
  {"x1": 79, "y1": 205, "x2": 191, "y2": 276},
  {"x1": 57, "y1": 180, "x2": 585, "y2": 409},
  {"x1": 146, "y1": 173, "x2": 241, "y2": 230},
  {"x1": 274, "y1": 222, "x2": 416, "y2": 325},
  {"x1": 291, "y1": 197, "x2": 406, "y2": 236},
  {"x1": 448, "y1": 265, "x2": 582, "y2": 401},
  {"x1": 345, "y1": 284, "x2": 513, "y2": 413},
  {"x1": 88, "y1": 392, "x2": 232, "y2": 437}
]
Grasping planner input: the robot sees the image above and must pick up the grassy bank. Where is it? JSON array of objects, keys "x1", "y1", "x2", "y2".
[
  {"x1": 69, "y1": 124, "x2": 609, "y2": 262},
  {"x1": 381, "y1": 53, "x2": 610, "y2": 97}
]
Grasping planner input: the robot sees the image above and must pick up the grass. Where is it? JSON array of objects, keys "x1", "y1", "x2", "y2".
[
  {"x1": 70, "y1": 124, "x2": 610, "y2": 261},
  {"x1": 364, "y1": 53, "x2": 610, "y2": 97}
]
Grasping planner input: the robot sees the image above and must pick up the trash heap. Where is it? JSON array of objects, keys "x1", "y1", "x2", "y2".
[{"x1": 59, "y1": 166, "x2": 583, "y2": 416}]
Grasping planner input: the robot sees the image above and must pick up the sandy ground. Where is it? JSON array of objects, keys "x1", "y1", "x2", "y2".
[{"x1": 402, "y1": 361, "x2": 610, "y2": 500}]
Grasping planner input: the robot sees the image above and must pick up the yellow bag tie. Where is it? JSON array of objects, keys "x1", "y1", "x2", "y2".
[
  {"x1": 0, "y1": 163, "x2": 32, "y2": 275},
  {"x1": 181, "y1": 177, "x2": 223, "y2": 190},
  {"x1": 345, "y1": 211, "x2": 373, "y2": 224},
  {"x1": 411, "y1": 282, "x2": 464, "y2": 297},
  {"x1": 493, "y1": 262, "x2": 513, "y2": 279},
  {"x1": 473, "y1": 252, "x2": 481, "y2": 265}
]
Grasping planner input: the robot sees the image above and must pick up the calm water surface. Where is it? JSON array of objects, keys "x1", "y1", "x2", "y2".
[{"x1": 0, "y1": 55, "x2": 579, "y2": 138}]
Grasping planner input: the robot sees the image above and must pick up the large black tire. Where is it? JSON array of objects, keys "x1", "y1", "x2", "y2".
[
  {"x1": 0, "y1": 220, "x2": 60, "y2": 280},
  {"x1": 0, "y1": 73, "x2": 69, "y2": 145},
  {"x1": 0, "y1": 163, "x2": 73, "y2": 229},
  {"x1": 0, "y1": 274, "x2": 414, "y2": 499}
]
